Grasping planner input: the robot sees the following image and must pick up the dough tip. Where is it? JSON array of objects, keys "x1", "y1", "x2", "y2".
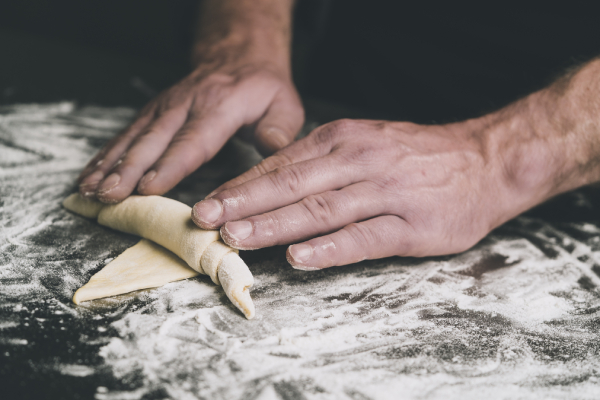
[
  {"x1": 233, "y1": 287, "x2": 255, "y2": 319},
  {"x1": 72, "y1": 287, "x2": 90, "y2": 305}
]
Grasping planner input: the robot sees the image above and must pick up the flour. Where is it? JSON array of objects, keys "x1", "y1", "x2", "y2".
[
  {"x1": 90, "y1": 233, "x2": 600, "y2": 399},
  {"x1": 2, "y1": 103, "x2": 600, "y2": 399}
]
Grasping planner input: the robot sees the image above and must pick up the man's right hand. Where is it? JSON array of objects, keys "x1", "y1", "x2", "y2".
[{"x1": 77, "y1": 0, "x2": 303, "y2": 204}]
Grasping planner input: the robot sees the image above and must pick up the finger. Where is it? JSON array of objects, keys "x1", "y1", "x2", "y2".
[
  {"x1": 77, "y1": 103, "x2": 155, "y2": 183},
  {"x1": 134, "y1": 108, "x2": 243, "y2": 195},
  {"x1": 94, "y1": 109, "x2": 189, "y2": 203},
  {"x1": 205, "y1": 123, "x2": 336, "y2": 199},
  {"x1": 192, "y1": 153, "x2": 361, "y2": 229},
  {"x1": 286, "y1": 215, "x2": 417, "y2": 270},
  {"x1": 253, "y1": 89, "x2": 304, "y2": 156},
  {"x1": 78, "y1": 105, "x2": 156, "y2": 197},
  {"x1": 219, "y1": 182, "x2": 384, "y2": 250}
]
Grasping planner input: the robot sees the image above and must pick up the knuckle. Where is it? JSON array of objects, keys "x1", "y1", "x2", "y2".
[
  {"x1": 314, "y1": 118, "x2": 355, "y2": 144},
  {"x1": 330, "y1": 118, "x2": 354, "y2": 133},
  {"x1": 373, "y1": 176, "x2": 402, "y2": 196},
  {"x1": 344, "y1": 222, "x2": 377, "y2": 246},
  {"x1": 254, "y1": 159, "x2": 271, "y2": 176},
  {"x1": 263, "y1": 212, "x2": 282, "y2": 230},
  {"x1": 268, "y1": 166, "x2": 304, "y2": 195},
  {"x1": 261, "y1": 152, "x2": 294, "y2": 172},
  {"x1": 339, "y1": 145, "x2": 377, "y2": 165},
  {"x1": 298, "y1": 194, "x2": 338, "y2": 225}
]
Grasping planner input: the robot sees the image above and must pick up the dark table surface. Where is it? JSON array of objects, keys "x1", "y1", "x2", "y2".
[{"x1": 2, "y1": 29, "x2": 600, "y2": 400}]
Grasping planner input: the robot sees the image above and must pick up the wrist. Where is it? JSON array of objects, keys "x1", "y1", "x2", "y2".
[
  {"x1": 191, "y1": 28, "x2": 291, "y2": 76},
  {"x1": 191, "y1": 0, "x2": 293, "y2": 75},
  {"x1": 475, "y1": 60, "x2": 600, "y2": 225}
]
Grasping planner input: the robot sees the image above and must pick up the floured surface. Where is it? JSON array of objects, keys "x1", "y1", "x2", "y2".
[{"x1": 2, "y1": 103, "x2": 600, "y2": 399}]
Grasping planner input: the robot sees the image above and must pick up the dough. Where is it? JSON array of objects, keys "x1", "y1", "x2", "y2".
[
  {"x1": 219, "y1": 252, "x2": 255, "y2": 319},
  {"x1": 97, "y1": 196, "x2": 220, "y2": 274},
  {"x1": 63, "y1": 194, "x2": 255, "y2": 319},
  {"x1": 62, "y1": 193, "x2": 104, "y2": 218},
  {"x1": 73, "y1": 239, "x2": 199, "y2": 304},
  {"x1": 201, "y1": 240, "x2": 237, "y2": 285}
]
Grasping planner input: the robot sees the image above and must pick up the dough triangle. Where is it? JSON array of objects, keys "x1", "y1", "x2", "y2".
[{"x1": 73, "y1": 239, "x2": 199, "y2": 304}]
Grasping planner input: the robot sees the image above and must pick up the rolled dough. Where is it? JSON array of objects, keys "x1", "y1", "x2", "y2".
[
  {"x1": 98, "y1": 195, "x2": 220, "y2": 274},
  {"x1": 202, "y1": 241, "x2": 237, "y2": 285},
  {"x1": 63, "y1": 194, "x2": 255, "y2": 319}
]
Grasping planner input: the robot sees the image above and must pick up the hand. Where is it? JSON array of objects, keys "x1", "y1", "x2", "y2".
[
  {"x1": 191, "y1": 117, "x2": 530, "y2": 270},
  {"x1": 77, "y1": 54, "x2": 304, "y2": 203}
]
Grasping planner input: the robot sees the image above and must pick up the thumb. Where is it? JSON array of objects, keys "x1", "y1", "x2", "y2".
[{"x1": 254, "y1": 89, "x2": 305, "y2": 156}]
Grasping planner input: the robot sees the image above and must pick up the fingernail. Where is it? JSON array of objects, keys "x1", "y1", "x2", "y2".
[
  {"x1": 224, "y1": 221, "x2": 253, "y2": 242},
  {"x1": 137, "y1": 170, "x2": 156, "y2": 192},
  {"x1": 97, "y1": 173, "x2": 120, "y2": 194},
  {"x1": 80, "y1": 170, "x2": 104, "y2": 186},
  {"x1": 192, "y1": 199, "x2": 223, "y2": 224},
  {"x1": 79, "y1": 170, "x2": 104, "y2": 197},
  {"x1": 288, "y1": 244, "x2": 313, "y2": 265},
  {"x1": 264, "y1": 127, "x2": 289, "y2": 149}
]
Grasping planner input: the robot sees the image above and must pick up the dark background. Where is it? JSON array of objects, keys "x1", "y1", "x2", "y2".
[{"x1": 2, "y1": 1, "x2": 599, "y2": 123}]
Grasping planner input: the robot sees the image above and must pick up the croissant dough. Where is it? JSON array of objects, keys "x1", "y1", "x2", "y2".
[
  {"x1": 72, "y1": 239, "x2": 199, "y2": 304},
  {"x1": 63, "y1": 194, "x2": 255, "y2": 319}
]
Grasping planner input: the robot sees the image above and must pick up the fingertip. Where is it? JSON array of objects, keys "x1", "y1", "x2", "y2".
[
  {"x1": 97, "y1": 172, "x2": 120, "y2": 193},
  {"x1": 221, "y1": 221, "x2": 257, "y2": 250},
  {"x1": 192, "y1": 198, "x2": 223, "y2": 229},
  {"x1": 287, "y1": 244, "x2": 320, "y2": 271},
  {"x1": 221, "y1": 220, "x2": 252, "y2": 242},
  {"x1": 96, "y1": 173, "x2": 131, "y2": 204},
  {"x1": 136, "y1": 170, "x2": 157, "y2": 194},
  {"x1": 78, "y1": 170, "x2": 104, "y2": 198}
]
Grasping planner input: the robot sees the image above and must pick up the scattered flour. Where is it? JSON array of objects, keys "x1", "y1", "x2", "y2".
[{"x1": 2, "y1": 103, "x2": 600, "y2": 399}]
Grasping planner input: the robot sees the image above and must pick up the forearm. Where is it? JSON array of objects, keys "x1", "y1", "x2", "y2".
[
  {"x1": 192, "y1": 0, "x2": 295, "y2": 73},
  {"x1": 477, "y1": 58, "x2": 600, "y2": 225}
]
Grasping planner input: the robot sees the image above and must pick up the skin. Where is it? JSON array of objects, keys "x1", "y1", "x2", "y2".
[
  {"x1": 192, "y1": 59, "x2": 600, "y2": 270},
  {"x1": 77, "y1": 0, "x2": 303, "y2": 202},
  {"x1": 77, "y1": 1, "x2": 600, "y2": 270}
]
